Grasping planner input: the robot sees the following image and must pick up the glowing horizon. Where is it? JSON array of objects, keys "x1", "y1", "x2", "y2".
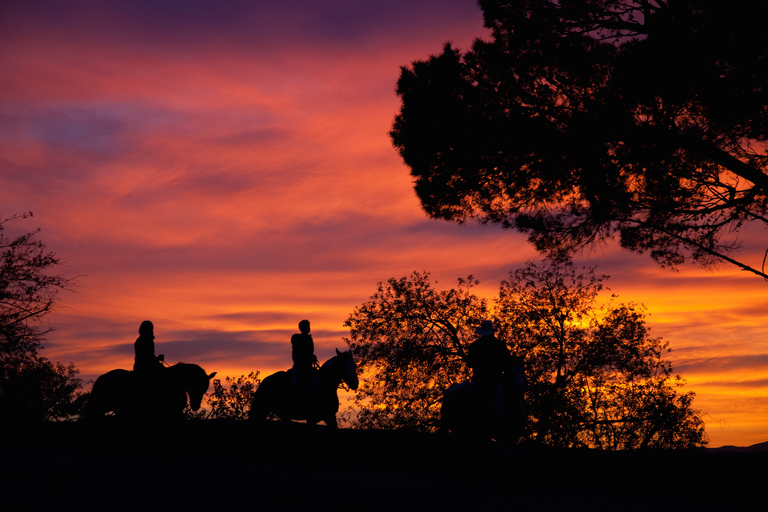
[{"x1": 2, "y1": 0, "x2": 766, "y2": 448}]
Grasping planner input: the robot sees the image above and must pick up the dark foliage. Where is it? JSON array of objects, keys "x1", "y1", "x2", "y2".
[
  {"x1": 0, "y1": 354, "x2": 86, "y2": 421},
  {"x1": 0, "y1": 212, "x2": 85, "y2": 422},
  {"x1": 185, "y1": 372, "x2": 260, "y2": 420},
  {"x1": 1, "y1": 213, "x2": 71, "y2": 357},
  {"x1": 392, "y1": 0, "x2": 768, "y2": 277},
  {"x1": 495, "y1": 260, "x2": 706, "y2": 449},
  {"x1": 344, "y1": 272, "x2": 485, "y2": 430},
  {"x1": 345, "y1": 260, "x2": 706, "y2": 449}
]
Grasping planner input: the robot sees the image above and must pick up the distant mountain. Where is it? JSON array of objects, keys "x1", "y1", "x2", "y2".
[{"x1": 706, "y1": 440, "x2": 768, "y2": 453}]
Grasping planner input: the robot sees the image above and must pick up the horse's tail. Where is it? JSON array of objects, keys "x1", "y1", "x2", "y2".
[
  {"x1": 79, "y1": 390, "x2": 97, "y2": 422},
  {"x1": 248, "y1": 383, "x2": 266, "y2": 422},
  {"x1": 80, "y1": 373, "x2": 110, "y2": 421}
]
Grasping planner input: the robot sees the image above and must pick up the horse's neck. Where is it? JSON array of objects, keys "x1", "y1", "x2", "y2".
[
  {"x1": 317, "y1": 357, "x2": 340, "y2": 389},
  {"x1": 168, "y1": 363, "x2": 195, "y2": 386},
  {"x1": 170, "y1": 363, "x2": 194, "y2": 372}
]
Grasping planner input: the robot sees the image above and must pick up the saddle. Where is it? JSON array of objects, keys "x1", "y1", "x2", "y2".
[
  {"x1": 287, "y1": 366, "x2": 318, "y2": 413},
  {"x1": 288, "y1": 367, "x2": 317, "y2": 389},
  {"x1": 133, "y1": 365, "x2": 169, "y2": 391}
]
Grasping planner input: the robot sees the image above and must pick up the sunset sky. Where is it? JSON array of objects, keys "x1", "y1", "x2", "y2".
[{"x1": 2, "y1": 0, "x2": 766, "y2": 448}]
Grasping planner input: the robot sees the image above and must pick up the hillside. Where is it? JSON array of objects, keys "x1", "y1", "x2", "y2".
[{"x1": 2, "y1": 420, "x2": 764, "y2": 511}]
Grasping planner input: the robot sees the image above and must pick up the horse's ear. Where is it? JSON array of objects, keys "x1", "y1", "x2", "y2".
[
  {"x1": 208, "y1": 372, "x2": 217, "y2": 380},
  {"x1": 336, "y1": 348, "x2": 342, "y2": 356}
]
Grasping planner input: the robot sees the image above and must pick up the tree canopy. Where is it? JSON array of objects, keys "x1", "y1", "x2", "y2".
[
  {"x1": 494, "y1": 261, "x2": 705, "y2": 448},
  {"x1": 391, "y1": 0, "x2": 768, "y2": 277},
  {"x1": 344, "y1": 273, "x2": 485, "y2": 430},
  {"x1": 1, "y1": 213, "x2": 85, "y2": 421},
  {"x1": 344, "y1": 260, "x2": 707, "y2": 449},
  {"x1": 186, "y1": 372, "x2": 261, "y2": 420}
]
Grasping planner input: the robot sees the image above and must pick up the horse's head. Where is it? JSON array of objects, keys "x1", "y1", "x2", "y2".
[
  {"x1": 179, "y1": 364, "x2": 216, "y2": 411},
  {"x1": 335, "y1": 348, "x2": 359, "y2": 391}
]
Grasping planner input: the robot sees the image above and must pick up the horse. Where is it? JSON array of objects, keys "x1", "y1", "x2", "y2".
[
  {"x1": 82, "y1": 362, "x2": 216, "y2": 421},
  {"x1": 249, "y1": 349, "x2": 358, "y2": 428},
  {"x1": 441, "y1": 366, "x2": 526, "y2": 453}
]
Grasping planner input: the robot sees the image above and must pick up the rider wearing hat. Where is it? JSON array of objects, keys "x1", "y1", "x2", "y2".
[{"x1": 466, "y1": 320, "x2": 513, "y2": 395}]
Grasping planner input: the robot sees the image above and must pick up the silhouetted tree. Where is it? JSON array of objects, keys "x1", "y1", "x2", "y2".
[
  {"x1": 392, "y1": 0, "x2": 768, "y2": 278},
  {"x1": 1, "y1": 355, "x2": 85, "y2": 421},
  {"x1": 494, "y1": 260, "x2": 706, "y2": 449},
  {"x1": 208, "y1": 372, "x2": 260, "y2": 420},
  {"x1": 344, "y1": 272, "x2": 487, "y2": 430},
  {"x1": 345, "y1": 261, "x2": 707, "y2": 449},
  {"x1": 184, "y1": 372, "x2": 260, "y2": 420},
  {"x1": 0, "y1": 212, "x2": 85, "y2": 421}
]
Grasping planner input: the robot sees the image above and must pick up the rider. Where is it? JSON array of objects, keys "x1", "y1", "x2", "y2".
[
  {"x1": 133, "y1": 320, "x2": 165, "y2": 375},
  {"x1": 465, "y1": 320, "x2": 514, "y2": 405},
  {"x1": 290, "y1": 319, "x2": 318, "y2": 398}
]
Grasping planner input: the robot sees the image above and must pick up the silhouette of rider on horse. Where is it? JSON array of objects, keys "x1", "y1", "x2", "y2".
[
  {"x1": 289, "y1": 319, "x2": 319, "y2": 407},
  {"x1": 465, "y1": 320, "x2": 526, "y2": 427}
]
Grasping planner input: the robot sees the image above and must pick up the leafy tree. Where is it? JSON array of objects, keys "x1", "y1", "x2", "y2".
[
  {"x1": 344, "y1": 272, "x2": 487, "y2": 431},
  {"x1": 1, "y1": 355, "x2": 86, "y2": 421},
  {"x1": 494, "y1": 260, "x2": 706, "y2": 449},
  {"x1": 207, "y1": 372, "x2": 260, "y2": 420},
  {"x1": 1, "y1": 213, "x2": 71, "y2": 357},
  {"x1": 391, "y1": 0, "x2": 768, "y2": 278},
  {"x1": 0, "y1": 212, "x2": 85, "y2": 421},
  {"x1": 344, "y1": 261, "x2": 707, "y2": 449},
  {"x1": 185, "y1": 372, "x2": 261, "y2": 420}
]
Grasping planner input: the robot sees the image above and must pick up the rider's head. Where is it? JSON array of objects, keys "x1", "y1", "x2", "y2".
[
  {"x1": 299, "y1": 319, "x2": 310, "y2": 334},
  {"x1": 476, "y1": 320, "x2": 495, "y2": 336},
  {"x1": 139, "y1": 320, "x2": 154, "y2": 337}
]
